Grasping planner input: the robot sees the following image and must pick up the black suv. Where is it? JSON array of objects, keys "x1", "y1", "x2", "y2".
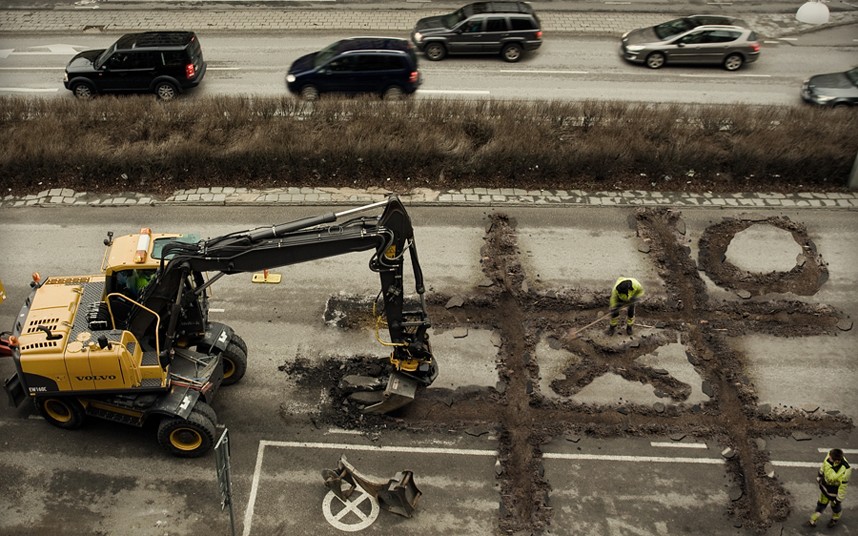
[
  {"x1": 63, "y1": 31, "x2": 206, "y2": 101},
  {"x1": 286, "y1": 37, "x2": 421, "y2": 100},
  {"x1": 411, "y1": 1, "x2": 542, "y2": 62}
]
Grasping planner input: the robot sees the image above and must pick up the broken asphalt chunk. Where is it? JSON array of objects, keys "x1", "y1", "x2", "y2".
[
  {"x1": 452, "y1": 327, "x2": 469, "y2": 339},
  {"x1": 721, "y1": 447, "x2": 736, "y2": 459},
  {"x1": 735, "y1": 289, "x2": 752, "y2": 299},
  {"x1": 791, "y1": 431, "x2": 812, "y2": 442},
  {"x1": 836, "y1": 319, "x2": 853, "y2": 332},
  {"x1": 670, "y1": 433, "x2": 686, "y2": 441},
  {"x1": 764, "y1": 463, "x2": 775, "y2": 478},
  {"x1": 565, "y1": 434, "x2": 581, "y2": 443},
  {"x1": 445, "y1": 296, "x2": 465, "y2": 309},
  {"x1": 478, "y1": 277, "x2": 494, "y2": 288}
]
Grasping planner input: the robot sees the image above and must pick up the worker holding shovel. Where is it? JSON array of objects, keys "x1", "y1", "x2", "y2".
[{"x1": 607, "y1": 277, "x2": 644, "y2": 336}]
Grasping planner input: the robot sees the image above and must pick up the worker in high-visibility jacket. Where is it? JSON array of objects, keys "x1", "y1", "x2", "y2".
[
  {"x1": 607, "y1": 277, "x2": 644, "y2": 336},
  {"x1": 809, "y1": 448, "x2": 851, "y2": 527}
]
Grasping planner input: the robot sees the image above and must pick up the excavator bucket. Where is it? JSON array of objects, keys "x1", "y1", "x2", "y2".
[
  {"x1": 322, "y1": 455, "x2": 422, "y2": 518},
  {"x1": 362, "y1": 371, "x2": 419, "y2": 415}
]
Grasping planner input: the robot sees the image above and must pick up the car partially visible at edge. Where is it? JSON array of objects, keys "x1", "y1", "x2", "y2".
[{"x1": 801, "y1": 67, "x2": 858, "y2": 107}]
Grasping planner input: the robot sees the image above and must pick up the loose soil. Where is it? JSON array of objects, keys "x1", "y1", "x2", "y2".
[{"x1": 279, "y1": 207, "x2": 852, "y2": 535}]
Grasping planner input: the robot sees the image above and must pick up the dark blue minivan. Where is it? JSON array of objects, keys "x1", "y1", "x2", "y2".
[{"x1": 286, "y1": 37, "x2": 422, "y2": 100}]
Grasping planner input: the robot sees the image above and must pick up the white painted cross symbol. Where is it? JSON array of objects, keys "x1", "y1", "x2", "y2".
[{"x1": 321, "y1": 488, "x2": 380, "y2": 532}]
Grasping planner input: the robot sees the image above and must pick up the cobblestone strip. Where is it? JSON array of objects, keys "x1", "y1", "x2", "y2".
[
  {"x1": 0, "y1": 9, "x2": 856, "y2": 37},
  {"x1": 3, "y1": 187, "x2": 856, "y2": 209}
]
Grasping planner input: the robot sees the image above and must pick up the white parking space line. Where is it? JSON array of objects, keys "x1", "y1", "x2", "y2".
[
  {"x1": 817, "y1": 448, "x2": 858, "y2": 454},
  {"x1": 780, "y1": 37, "x2": 799, "y2": 41},
  {"x1": 209, "y1": 308, "x2": 225, "y2": 313},
  {"x1": 241, "y1": 438, "x2": 843, "y2": 536},
  {"x1": 0, "y1": 67, "x2": 65, "y2": 70},
  {"x1": 207, "y1": 67, "x2": 241, "y2": 71},
  {"x1": 545, "y1": 453, "x2": 725, "y2": 464},
  {"x1": 650, "y1": 441, "x2": 708, "y2": 449},
  {"x1": 242, "y1": 439, "x2": 497, "y2": 536}
]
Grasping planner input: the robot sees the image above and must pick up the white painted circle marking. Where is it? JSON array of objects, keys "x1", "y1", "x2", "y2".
[{"x1": 321, "y1": 488, "x2": 380, "y2": 532}]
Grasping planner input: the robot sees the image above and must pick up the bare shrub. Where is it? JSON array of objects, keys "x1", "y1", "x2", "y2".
[{"x1": 0, "y1": 96, "x2": 855, "y2": 194}]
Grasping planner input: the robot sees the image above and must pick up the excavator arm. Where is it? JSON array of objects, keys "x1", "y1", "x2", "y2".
[{"x1": 131, "y1": 195, "x2": 437, "y2": 413}]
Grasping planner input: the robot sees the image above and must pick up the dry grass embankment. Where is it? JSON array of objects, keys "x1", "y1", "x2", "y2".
[{"x1": 1, "y1": 96, "x2": 855, "y2": 195}]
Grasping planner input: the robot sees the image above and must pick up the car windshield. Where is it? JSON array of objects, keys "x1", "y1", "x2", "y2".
[
  {"x1": 653, "y1": 18, "x2": 697, "y2": 40},
  {"x1": 95, "y1": 43, "x2": 116, "y2": 68},
  {"x1": 314, "y1": 41, "x2": 342, "y2": 68},
  {"x1": 443, "y1": 5, "x2": 473, "y2": 28},
  {"x1": 848, "y1": 67, "x2": 858, "y2": 85}
]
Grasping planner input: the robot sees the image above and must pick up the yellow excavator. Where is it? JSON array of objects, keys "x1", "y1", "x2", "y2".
[{"x1": 2, "y1": 196, "x2": 437, "y2": 457}]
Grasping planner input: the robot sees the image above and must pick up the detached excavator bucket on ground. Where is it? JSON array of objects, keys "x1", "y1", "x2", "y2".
[
  {"x1": 322, "y1": 455, "x2": 422, "y2": 518},
  {"x1": 343, "y1": 371, "x2": 419, "y2": 415}
]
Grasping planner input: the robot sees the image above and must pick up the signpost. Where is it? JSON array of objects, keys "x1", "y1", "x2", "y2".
[{"x1": 215, "y1": 428, "x2": 236, "y2": 536}]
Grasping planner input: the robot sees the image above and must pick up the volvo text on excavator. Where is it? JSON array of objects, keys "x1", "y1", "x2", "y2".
[{"x1": 2, "y1": 196, "x2": 437, "y2": 457}]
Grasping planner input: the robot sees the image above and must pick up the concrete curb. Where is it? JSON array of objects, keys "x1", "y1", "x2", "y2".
[{"x1": 5, "y1": 187, "x2": 857, "y2": 209}]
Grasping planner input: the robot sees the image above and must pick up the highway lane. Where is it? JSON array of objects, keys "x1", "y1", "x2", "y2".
[{"x1": 0, "y1": 32, "x2": 856, "y2": 103}]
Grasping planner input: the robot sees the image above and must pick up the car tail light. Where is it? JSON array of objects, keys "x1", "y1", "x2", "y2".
[
  {"x1": 185, "y1": 63, "x2": 196, "y2": 79},
  {"x1": 535, "y1": 30, "x2": 543, "y2": 40},
  {"x1": 750, "y1": 43, "x2": 760, "y2": 52},
  {"x1": 409, "y1": 70, "x2": 419, "y2": 83}
]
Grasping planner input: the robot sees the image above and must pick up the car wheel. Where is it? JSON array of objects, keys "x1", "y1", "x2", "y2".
[
  {"x1": 501, "y1": 43, "x2": 523, "y2": 63},
  {"x1": 383, "y1": 86, "x2": 404, "y2": 101},
  {"x1": 645, "y1": 52, "x2": 665, "y2": 69},
  {"x1": 301, "y1": 85, "x2": 319, "y2": 101},
  {"x1": 155, "y1": 81, "x2": 178, "y2": 101},
  {"x1": 71, "y1": 82, "x2": 95, "y2": 99},
  {"x1": 723, "y1": 53, "x2": 744, "y2": 72},
  {"x1": 425, "y1": 43, "x2": 447, "y2": 61},
  {"x1": 157, "y1": 412, "x2": 216, "y2": 458},
  {"x1": 832, "y1": 102, "x2": 850, "y2": 109}
]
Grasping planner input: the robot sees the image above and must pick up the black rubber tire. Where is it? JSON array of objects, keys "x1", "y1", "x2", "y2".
[
  {"x1": 301, "y1": 85, "x2": 319, "y2": 101},
  {"x1": 645, "y1": 52, "x2": 665, "y2": 69},
  {"x1": 501, "y1": 43, "x2": 523, "y2": 63},
  {"x1": 71, "y1": 82, "x2": 95, "y2": 99},
  {"x1": 157, "y1": 412, "x2": 216, "y2": 458},
  {"x1": 230, "y1": 332, "x2": 248, "y2": 356},
  {"x1": 425, "y1": 43, "x2": 446, "y2": 61},
  {"x1": 38, "y1": 397, "x2": 85, "y2": 429},
  {"x1": 191, "y1": 400, "x2": 218, "y2": 425},
  {"x1": 723, "y1": 53, "x2": 744, "y2": 72},
  {"x1": 155, "y1": 81, "x2": 178, "y2": 101},
  {"x1": 220, "y1": 341, "x2": 248, "y2": 386},
  {"x1": 383, "y1": 86, "x2": 405, "y2": 101}
]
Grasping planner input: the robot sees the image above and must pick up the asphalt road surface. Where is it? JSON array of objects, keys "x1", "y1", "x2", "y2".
[
  {"x1": 1, "y1": 31, "x2": 856, "y2": 104},
  {"x1": 0, "y1": 203, "x2": 855, "y2": 535}
]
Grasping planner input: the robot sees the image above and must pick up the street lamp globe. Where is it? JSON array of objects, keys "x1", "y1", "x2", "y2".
[{"x1": 796, "y1": 0, "x2": 830, "y2": 24}]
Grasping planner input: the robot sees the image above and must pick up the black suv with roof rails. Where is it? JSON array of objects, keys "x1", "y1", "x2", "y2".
[
  {"x1": 63, "y1": 31, "x2": 206, "y2": 101},
  {"x1": 286, "y1": 37, "x2": 422, "y2": 100},
  {"x1": 411, "y1": 1, "x2": 542, "y2": 62}
]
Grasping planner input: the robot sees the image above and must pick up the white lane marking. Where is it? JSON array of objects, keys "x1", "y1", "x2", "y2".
[
  {"x1": 545, "y1": 453, "x2": 725, "y2": 464},
  {"x1": 499, "y1": 69, "x2": 588, "y2": 74},
  {"x1": 209, "y1": 308, "x2": 225, "y2": 313},
  {"x1": 780, "y1": 37, "x2": 799, "y2": 41},
  {"x1": 650, "y1": 441, "x2": 708, "y2": 449},
  {"x1": 763, "y1": 41, "x2": 781, "y2": 44},
  {"x1": 0, "y1": 44, "x2": 86, "y2": 58},
  {"x1": 207, "y1": 67, "x2": 241, "y2": 71},
  {"x1": 418, "y1": 89, "x2": 491, "y2": 95},
  {"x1": 0, "y1": 88, "x2": 59, "y2": 93},
  {"x1": 326, "y1": 428, "x2": 363, "y2": 435},
  {"x1": 817, "y1": 448, "x2": 858, "y2": 454},
  {"x1": 678, "y1": 74, "x2": 771, "y2": 78},
  {"x1": 0, "y1": 67, "x2": 65, "y2": 70}
]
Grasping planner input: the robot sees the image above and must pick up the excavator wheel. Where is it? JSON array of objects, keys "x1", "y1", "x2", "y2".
[
  {"x1": 230, "y1": 333, "x2": 248, "y2": 356},
  {"x1": 157, "y1": 412, "x2": 216, "y2": 458},
  {"x1": 191, "y1": 400, "x2": 218, "y2": 425},
  {"x1": 37, "y1": 397, "x2": 86, "y2": 429},
  {"x1": 221, "y1": 341, "x2": 248, "y2": 386}
]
